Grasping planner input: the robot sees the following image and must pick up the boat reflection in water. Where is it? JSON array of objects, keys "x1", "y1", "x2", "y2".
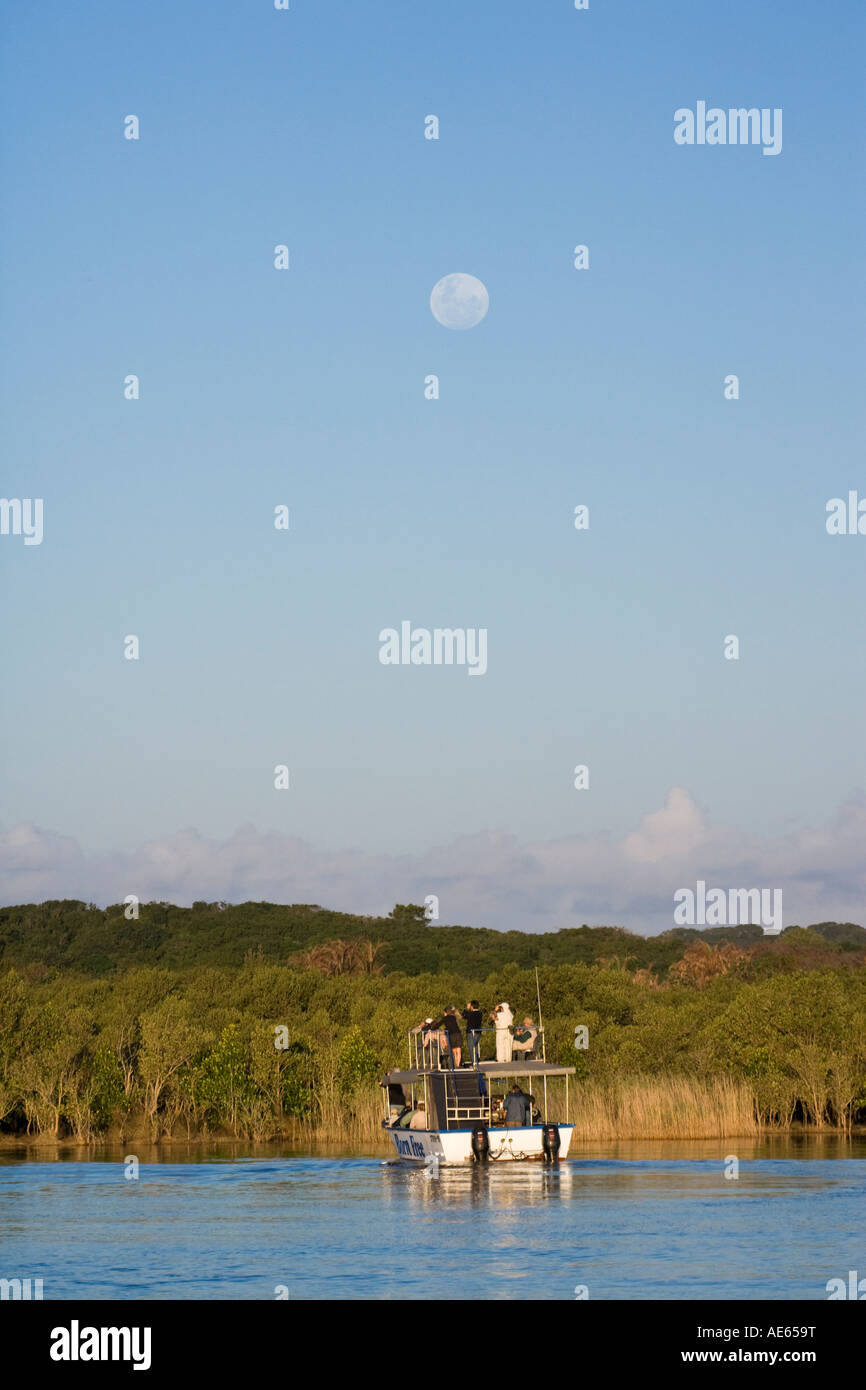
[{"x1": 381, "y1": 1156, "x2": 575, "y2": 1209}]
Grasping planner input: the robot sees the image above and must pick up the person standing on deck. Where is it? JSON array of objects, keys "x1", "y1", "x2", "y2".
[
  {"x1": 491, "y1": 1001, "x2": 514, "y2": 1062},
  {"x1": 461, "y1": 1000, "x2": 483, "y2": 1065},
  {"x1": 433, "y1": 1007, "x2": 463, "y2": 1068}
]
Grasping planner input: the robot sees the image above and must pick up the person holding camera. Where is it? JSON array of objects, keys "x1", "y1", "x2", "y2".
[
  {"x1": 491, "y1": 1001, "x2": 514, "y2": 1062},
  {"x1": 461, "y1": 1000, "x2": 483, "y2": 1065}
]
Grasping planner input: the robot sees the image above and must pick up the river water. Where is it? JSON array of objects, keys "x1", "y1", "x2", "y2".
[{"x1": 1, "y1": 1136, "x2": 863, "y2": 1300}]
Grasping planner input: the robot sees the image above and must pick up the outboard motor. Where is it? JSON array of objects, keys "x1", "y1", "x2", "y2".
[
  {"x1": 470, "y1": 1125, "x2": 490, "y2": 1163},
  {"x1": 541, "y1": 1123, "x2": 561, "y2": 1163}
]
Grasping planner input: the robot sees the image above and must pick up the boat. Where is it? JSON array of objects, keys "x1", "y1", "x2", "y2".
[{"x1": 379, "y1": 1025, "x2": 575, "y2": 1164}]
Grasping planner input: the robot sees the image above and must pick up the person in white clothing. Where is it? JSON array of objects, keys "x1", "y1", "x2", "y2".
[{"x1": 491, "y1": 1001, "x2": 514, "y2": 1062}]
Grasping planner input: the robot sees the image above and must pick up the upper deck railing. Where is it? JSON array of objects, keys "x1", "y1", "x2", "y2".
[{"x1": 408, "y1": 1024, "x2": 545, "y2": 1071}]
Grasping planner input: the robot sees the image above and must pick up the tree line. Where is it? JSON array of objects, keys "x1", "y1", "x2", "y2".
[
  {"x1": 0, "y1": 917, "x2": 864, "y2": 1143},
  {"x1": 1, "y1": 898, "x2": 863, "y2": 976}
]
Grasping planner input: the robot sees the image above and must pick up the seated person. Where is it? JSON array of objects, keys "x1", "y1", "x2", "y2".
[
  {"x1": 387, "y1": 1085, "x2": 412, "y2": 1127},
  {"x1": 511, "y1": 1017, "x2": 538, "y2": 1058},
  {"x1": 409, "y1": 1101, "x2": 428, "y2": 1130}
]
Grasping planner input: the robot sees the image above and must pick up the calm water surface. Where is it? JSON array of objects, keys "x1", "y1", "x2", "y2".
[{"x1": 1, "y1": 1136, "x2": 863, "y2": 1300}]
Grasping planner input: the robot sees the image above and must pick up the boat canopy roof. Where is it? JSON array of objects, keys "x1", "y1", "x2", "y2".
[{"x1": 380, "y1": 1060, "x2": 575, "y2": 1087}]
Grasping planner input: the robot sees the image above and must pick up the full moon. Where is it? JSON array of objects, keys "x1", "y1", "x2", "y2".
[{"x1": 429, "y1": 272, "x2": 489, "y2": 330}]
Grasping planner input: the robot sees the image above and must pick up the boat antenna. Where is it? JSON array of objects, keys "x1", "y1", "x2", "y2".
[{"x1": 535, "y1": 966, "x2": 546, "y2": 1061}]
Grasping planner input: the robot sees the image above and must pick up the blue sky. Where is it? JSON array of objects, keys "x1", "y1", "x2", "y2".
[{"x1": 1, "y1": 1, "x2": 864, "y2": 929}]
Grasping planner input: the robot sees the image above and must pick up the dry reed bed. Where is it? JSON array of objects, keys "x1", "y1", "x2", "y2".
[
  {"x1": 571, "y1": 1076, "x2": 758, "y2": 1139},
  {"x1": 310, "y1": 1075, "x2": 760, "y2": 1146}
]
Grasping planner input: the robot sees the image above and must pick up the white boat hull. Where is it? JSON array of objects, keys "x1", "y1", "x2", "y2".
[{"x1": 387, "y1": 1124, "x2": 573, "y2": 1164}]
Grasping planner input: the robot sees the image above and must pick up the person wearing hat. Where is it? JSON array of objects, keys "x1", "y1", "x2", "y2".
[
  {"x1": 491, "y1": 1001, "x2": 514, "y2": 1062},
  {"x1": 411, "y1": 1017, "x2": 438, "y2": 1066}
]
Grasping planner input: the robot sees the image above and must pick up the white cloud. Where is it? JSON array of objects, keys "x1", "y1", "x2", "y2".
[
  {"x1": 1, "y1": 788, "x2": 864, "y2": 935},
  {"x1": 622, "y1": 786, "x2": 709, "y2": 863}
]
